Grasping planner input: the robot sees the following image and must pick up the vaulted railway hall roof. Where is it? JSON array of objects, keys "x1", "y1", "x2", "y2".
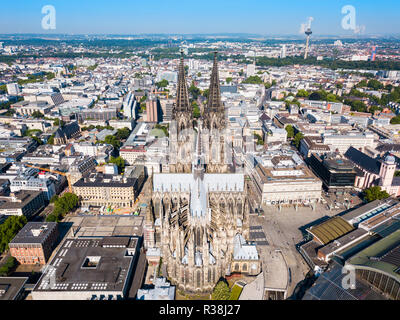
[{"x1": 307, "y1": 216, "x2": 355, "y2": 245}]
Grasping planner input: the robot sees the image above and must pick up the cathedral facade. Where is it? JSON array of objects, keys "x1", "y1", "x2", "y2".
[{"x1": 146, "y1": 52, "x2": 260, "y2": 293}]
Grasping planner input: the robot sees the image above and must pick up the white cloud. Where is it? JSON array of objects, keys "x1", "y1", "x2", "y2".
[
  {"x1": 354, "y1": 24, "x2": 366, "y2": 34},
  {"x1": 299, "y1": 17, "x2": 314, "y2": 34}
]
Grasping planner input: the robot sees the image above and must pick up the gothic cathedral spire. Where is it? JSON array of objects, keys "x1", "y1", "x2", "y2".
[
  {"x1": 203, "y1": 51, "x2": 226, "y2": 130},
  {"x1": 170, "y1": 50, "x2": 193, "y2": 173},
  {"x1": 173, "y1": 50, "x2": 192, "y2": 134}
]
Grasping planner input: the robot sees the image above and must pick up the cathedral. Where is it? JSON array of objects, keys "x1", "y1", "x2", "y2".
[{"x1": 145, "y1": 51, "x2": 260, "y2": 293}]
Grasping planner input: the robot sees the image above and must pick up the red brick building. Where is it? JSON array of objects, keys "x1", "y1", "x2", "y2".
[{"x1": 9, "y1": 222, "x2": 58, "y2": 265}]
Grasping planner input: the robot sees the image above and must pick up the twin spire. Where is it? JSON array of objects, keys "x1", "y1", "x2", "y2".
[
  {"x1": 174, "y1": 50, "x2": 223, "y2": 122},
  {"x1": 175, "y1": 50, "x2": 191, "y2": 113},
  {"x1": 206, "y1": 52, "x2": 223, "y2": 113}
]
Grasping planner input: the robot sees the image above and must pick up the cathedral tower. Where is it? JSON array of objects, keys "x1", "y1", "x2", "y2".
[
  {"x1": 173, "y1": 50, "x2": 192, "y2": 133},
  {"x1": 203, "y1": 52, "x2": 228, "y2": 173},
  {"x1": 170, "y1": 50, "x2": 194, "y2": 173},
  {"x1": 203, "y1": 51, "x2": 226, "y2": 130}
]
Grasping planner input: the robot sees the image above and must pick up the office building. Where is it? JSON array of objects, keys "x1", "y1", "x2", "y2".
[
  {"x1": 252, "y1": 164, "x2": 322, "y2": 205},
  {"x1": 0, "y1": 191, "x2": 46, "y2": 218},
  {"x1": 72, "y1": 172, "x2": 142, "y2": 208},
  {"x1": 307, "y1": 153, "x2": 357, "y2": 192},
  {"x1": 6, "y1": 83, "x2": 20, "y2": 96},
  {"x1": 146, "y1": 95, "x2": 160, "y2": 123},
  {"x1": 322, "y1": 133, "x2": 375, "y2": 154},
  {"x1": 9, "y1": 222, "x2": 58, "y2": 265},
  {"x1": 0, "y1": 277, "x2": 28, "y2": 300},
  {"x1": 32, "y1": 236, "x2": 140, "y2": 300}
]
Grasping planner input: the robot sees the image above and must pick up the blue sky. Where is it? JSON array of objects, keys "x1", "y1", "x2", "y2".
[{"x1": 0, "y1": 0, "x2": 399, "y2": 35}]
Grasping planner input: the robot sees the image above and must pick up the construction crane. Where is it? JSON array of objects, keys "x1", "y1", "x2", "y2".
[
  {"x1": 153, "y1": 91, "x2": 170, "y2": 99},
  {"x1": 25, "y1": 164, "x2": 73, "y2": 194}
]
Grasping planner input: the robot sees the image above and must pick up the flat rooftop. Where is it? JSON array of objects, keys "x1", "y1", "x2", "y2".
[
  {"x1": 33, "y1": 236, "x2": 139, "y2": 294},
  {"x1": 10, "y1": 222, "x2": 57, "y2": 245},
  {"x1": 341, "y1": 198, "x2": 399, "y2": 224},
  {"x1": 318, "y1": 228, "x2": 368, "y2": 257},
  {"x1": 255, "y1": 164, "x2": 319, "y2": 183},
  {"x1": 263, "y1": 247, "x2": 288, "y2": 291},
  {"x1": 73, "y1": 173, "x2": 137, "y2": 188},
  {"x1": 63, "y1": 215, "x2": 143, "y2": 237},
  {"x1": 0, "y1": 190, "x2": 43, "y2": 210},
  {"x1": 0, "y1": 277, "x2": 28, "y2": 300}
]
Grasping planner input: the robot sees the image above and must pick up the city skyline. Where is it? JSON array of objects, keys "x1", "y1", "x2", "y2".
[
  {"x1": 0, "y1": 0, "x2": 400, "y2": 305},
  {"x1": 1, "y1": 0, "x2": 400, "y2": 36}
]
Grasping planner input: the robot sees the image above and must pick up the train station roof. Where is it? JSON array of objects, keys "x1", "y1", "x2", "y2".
[{"x1": 307, "y1": 216, "x2": 355, "y2": 245}]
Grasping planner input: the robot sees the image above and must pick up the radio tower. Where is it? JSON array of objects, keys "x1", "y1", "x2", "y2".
[{"x1": 304, "y1": 27, "x2": 312, "y2": 59}]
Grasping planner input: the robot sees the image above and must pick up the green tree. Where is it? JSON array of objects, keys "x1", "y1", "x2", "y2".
[
  {"x1": 367, "y1": 79, "x2": 384, "y2": 90},
  {"x1": 308, "y1": 90, "x2": 327, "y2": 101},
  {"x1": 0, "y1": 216, "x2": 27, "y2": 253},
  {"x1": 104, "y1": 135, "x2": 121, "y2": 149},
  {"x1": 211, "y1": 281, "x2": 230, "y2": 300},
  {"x1": 243, "y1": 75, "x2": 263, "y2": 84},
  {"x1": 264, "y1": 82, "x2": 272, "y2": 89},
  {"x1": 50, "y1": 195, "x2": 59, "y2": 203},
  {"x1": 0, "y1": 257, "x2": 18, "y2": 276},
  {"x1": 293, "y1": 132, "x2": 304, "y2": 148},
  {"x1": 356, "y1": 80, "x2": 368, "y2": 88},
  {"x1": 192, "y1": 101, "x2": 201, "y2": 119},
  {"x1": 326, "y1": 93, "x2": 340, "y2": 102},
  {"x1": 46, "y1": 72, "x2": 56, "y2": 80},
  {"x1": 108, "y1": 156, "x2": 126, "y2": 173},
  {"x1": 31, "y1": 136, "x2": 43, "y2": 145},
  {"x1": 226, "y1": 77, "x2": 232, "y2": 84},
  {"x1": 346, "y1": 100, "x2": 368, "y2": 113},
  {"x1": 56, "y1": 193, "x2": 79, "y2": 213},
  {"x1": 188, "y1": 82, "x2": 201, "y2": 100},
  {"x1": 296, "y1": 89, "x2": 310, "y2": 98},
  {"x1": 87, "y1": 64, "x2": 98, "y2": 71},
  {"x1": 53, "y1": 118, "x2": 65, "y2": 127},
  {"x1": 47, "y1": 134, "x2": 55, "y2": 145},
  {"x1": 369, "y1": 105, "x2": 382, "y2": 115},
  {"x1": 156, "y1": 79, "x2": 169, "y2": 89},
  {"x1": 363, "y1": 186, "x2": 390, "y2": 202},
  {"x1": 45, "y1": 214, "x2": 58, "y2": 222},
  {"x1": 115, "y1": 127, "x2": 131, "y2": 140},
  {"x1": 285, "y1": 125, "x2": 295, "y2": 139},
  {"x1": 253, "y1": 132, "x2": 264, "y2": 146},
  {"x1": 46, "y1": 193, "x2": 79, "y2": 222},
  {"x1": 391, "y1": 115, "x2": 400, "y2": 124},
  {"x1": 31, "y1": 111, "x2": 45, "y2": 119}
]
